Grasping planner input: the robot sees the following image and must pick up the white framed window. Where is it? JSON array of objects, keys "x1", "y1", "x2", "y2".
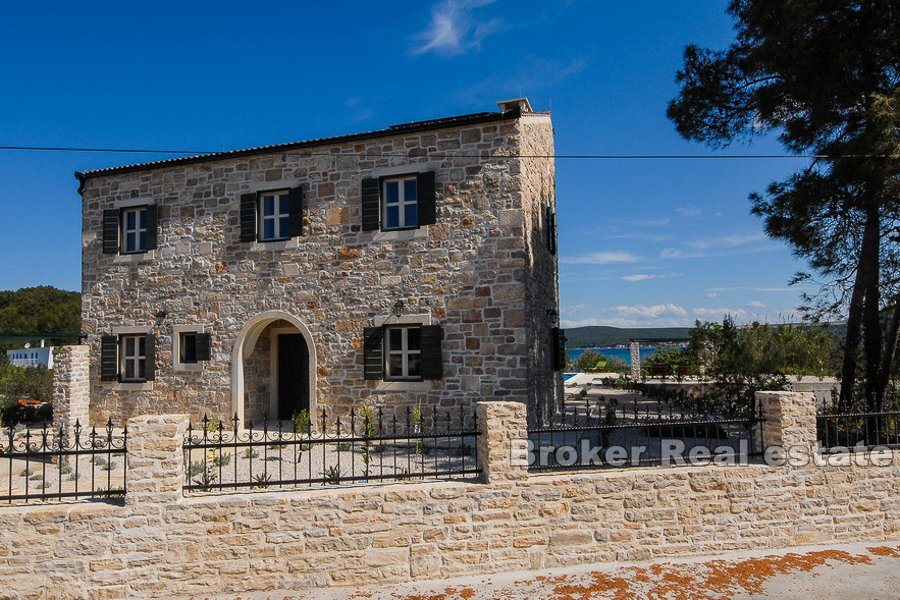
[
  {"x1": 258, "y1": 191, "x2": 290, "y2": 241},
  {"x1": 384, "y1": 326, "x2": 422, "y2": 381},
  {"x1": 120, "y1": 335, "x2": 146, "y2": 382},
  {"x1": 382, "y1": 176, "x2": 418, "y2": 230},
  {"x1": 121, "y1": 207, "x2": 148, "y2": 253}
]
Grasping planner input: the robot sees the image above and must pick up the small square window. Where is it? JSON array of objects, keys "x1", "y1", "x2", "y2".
[
  {"x1": 179, "y1": 332, "x2": 198, "y2": 364},
  {"x1": 382, "y1": 176, "x2": 418, "y2": 230},
  {"x1": 384, "y1": 326, "x2": 423, "y2": 381},
  {"x1": 121, "y1": 207, "x2": 148, "y2": 253},
  {"x1": 258, "y1": 191, "x2": 290, "y2": 241}
]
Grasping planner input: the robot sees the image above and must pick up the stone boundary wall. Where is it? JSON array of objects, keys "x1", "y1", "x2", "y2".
[
  {"x1": 51, "y1": 345, "x2": 90, "y2": 432},
  {"x1": 2, "y1": 393, "x2": 899, "y2": 599}
]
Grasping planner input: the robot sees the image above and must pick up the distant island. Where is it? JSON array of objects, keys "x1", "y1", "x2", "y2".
[{"x1": 563, "y1": 326, "x2": 691, "y2": 348}]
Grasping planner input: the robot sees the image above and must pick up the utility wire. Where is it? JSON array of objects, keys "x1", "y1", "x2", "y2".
[{"x1": 0, "y1": 145, "x2": 889, "y2": 160}]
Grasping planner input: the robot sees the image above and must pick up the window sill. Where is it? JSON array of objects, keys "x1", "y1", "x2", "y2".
[
  {"x1": 110, "y1": 381, "x2": 154, "y2": 391},
  {"x1": 374, "y1": 380, "x2": 433, "y2": 392},
  {"x1": 173, "y1": 363, "x2": 204, "y2": 373},
  {"x1": 113, "y1": 250, "x2": 157, "y2": 264},
  {"x1": 372, "y1": 227, "x2": 427, "y2": 243},
  {"x1": 249, "y1": 238, "x2": 299, "y2": 252}
]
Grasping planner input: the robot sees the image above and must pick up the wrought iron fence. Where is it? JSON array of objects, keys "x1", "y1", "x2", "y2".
[
  {"x1": 183, "y1": 406, "x2": 481, "y2": 494},
  {"x1": 1, "y1": 419, "x2": 126, "y2": 504},
  {"x1": 817, "y1": 389, "x2": 900, "y2": 453},
  {"x1": 529, "y1": 392, "x2": 764, "y2": 472}
]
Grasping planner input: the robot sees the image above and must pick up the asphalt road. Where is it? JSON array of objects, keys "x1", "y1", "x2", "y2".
[{"x1": 199, "y1": 540, "x2": 900, "y2": 599}]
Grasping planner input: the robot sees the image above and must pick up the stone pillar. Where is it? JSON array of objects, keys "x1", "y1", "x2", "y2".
[
  {"x1": 125, "y1": 414, "x2": 190, "y2": 507},
  {"x1": 755, "y1": 391, "x2": 817, "y2": 456},
  {"x1": 629, "y1": 340, "x2": 641, "y2": 378},
  {"x1": 476, "y1": 401, "x2": 529, "y2": 483},
  {"x1": 51, "y1": 345, "x2": 90, "y2": 432}
]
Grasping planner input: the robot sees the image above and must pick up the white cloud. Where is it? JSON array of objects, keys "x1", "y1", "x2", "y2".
[
  {"x1": 621, "y1": 273, "x2": 679, "y2": 282},
  {"x1": 561, "y1": 303, "x2": 588, "y2": 317},
  {"x1": 413, "y1": 1, "x2": 503, "y2": 56},
  {"x1": 693, "y1": 307, "x2": 748, "y2": 318},
  {"x1": 687, "y1": 234, "x2": 765, "y2": 250},
  {"x1": 660, "y1": 248, "x2": 704, "y2": 260},
  {"x1": 560, "y1": 251, "x2": 639, "y2": 265},
  {"x1": 676, "y1": 204, "x2": 702, "y2": 218},
  {"x1": 704, "y1": 292, "x2": 718, "y2": 299},
  {"x1": 747, "y1": 300, "x2": 766, "y2": 309},
  {"x1": 612, "y1": 304, "x2": 687, "y2": 317},
  {"x1": 706, "y1": 286, "x2": 793, "y2": 293}
]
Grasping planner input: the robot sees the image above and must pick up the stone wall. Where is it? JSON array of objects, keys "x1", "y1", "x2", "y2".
[
  {"x1": 80, "y1": 110, "x2": 560, "y2": 425},
  {"x1": 51, "y1": 345, "x2": 90, "y2": 431},
  {"x1": 519, "y1": 114, "x2": 562, "y2": 423},
  {"x1": 3, "y1": 393, "x2": 899, "y2": 599}
]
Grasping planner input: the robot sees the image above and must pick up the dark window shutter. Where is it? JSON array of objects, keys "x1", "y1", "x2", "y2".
[
  {"x1": 361, "y1": 178, "x2": 380, "y2": 231},
  {"x1": 102, "y1": 209, "x2": 120, "y2": 254},
  {"x1": 100, "y1": 336, "x2": 118, "y2": 381},
  {"x1": 546, "y1": 206, "x2": 557, "y2": 255},
  {"x1": 417, "y1": 171, "x2": 437, "y2": 226},
  {"x1": 144, "y1": 334, "x2": 156, "y2": 381},
  {"x1": 420, "y1": 325, "x2": 444, "y2": 380},
  {"x1": 240, "y1": 193, "x2": 258, "y2": 242},
  {"x1": 195, "y1": 333, "x2": 211, "y2": 362},
  {"x1": 363, "y1": 327, "x2": 383, "y2": 380},
  {"x1": 145, "y1": 205, "x2": 159, "y2": 250},
  {"x1": 553, "y1": 327, "x2": 567, "y2": 371},
  {"x1": 288, "y1": 186, "x2": 304, "y2": 237}
]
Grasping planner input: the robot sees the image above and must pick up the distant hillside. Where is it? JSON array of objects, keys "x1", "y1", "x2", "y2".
[
  {"x1": 0, "y1": 286, "x2": 81, "y2": 337},
  {"x1": 564, "y1": 326, "x2": 692, "y2": 348}
]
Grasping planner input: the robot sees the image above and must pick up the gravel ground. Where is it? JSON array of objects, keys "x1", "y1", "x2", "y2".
[{"x1": 183, "y1": 435, "x2": 479, "y2": 493}]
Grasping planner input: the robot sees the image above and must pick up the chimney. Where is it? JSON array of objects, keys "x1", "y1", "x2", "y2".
[
  {"x1": 497, "y1": 97, "x2": 533, "y2": 114},
  {"x1": 40, "y1": 339, "x2": 45, "y2": 348}
]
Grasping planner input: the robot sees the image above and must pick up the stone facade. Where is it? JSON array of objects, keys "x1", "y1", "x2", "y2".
[
  {"x1": 2, "y1": 393, "x2": 900, "y2": 598},
  {"x1": 77, "y1": 103, "x2": 561, "y2": 425},
  {"x1": 50, "y1": 345, "x2": 90, "y2": 431}
]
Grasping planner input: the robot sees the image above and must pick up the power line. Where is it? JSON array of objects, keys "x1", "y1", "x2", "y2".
[{"x1": 0, "y1": 145, "x2": 888, "y2": 160}]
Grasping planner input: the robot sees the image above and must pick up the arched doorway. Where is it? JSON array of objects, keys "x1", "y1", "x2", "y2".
[{"x1": 231, "y1": 311, "x2": 316, "y2": 425}]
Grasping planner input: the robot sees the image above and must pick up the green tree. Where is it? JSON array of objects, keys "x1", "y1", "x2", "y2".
[
  {"x1": 568, "y1": 350, "x2": 628, "y2": 373},
  {"x1": 668, "y1": 1, "x2": 899, "y2": 409},
  {"x1": 0, "y1": 286, "x2": 81, "y2": 334}
]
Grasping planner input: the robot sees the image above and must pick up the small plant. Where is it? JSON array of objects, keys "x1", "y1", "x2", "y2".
[
  {"x1": 292, "y1": 409, "x2": 311, "y2": 434},
  {"x1": 252, "y1": 472, "x2": 272, "y2": 489},
  {"x1": 58, "y1": 459, "x2": 72, "y2": 475},
  {"x1": 325, "y1": 465, "x2": 341, "y2": 485},
  {"x1": 336, "y1": 441, "x2": 352, "y2": 452},
  {"x1": 193, "y1": 464, "x2": 218, "y2": 492},
  {"x1": 92, "y1": 456, "x2": 107, "y2": 467},
  {"x1": 188, "y1": 461, "x2": 205, "y2": 477},
  {"x1": 204, "y1": 418, "x2": 222, "y2": 433},
  {"x1": 19, "y1": 468, "x2": 31, "y2": 478},
  {"x1": 242, "y1": 448, "x2": 259, "y2": 460},
  {"x1": 211, "y1": 452, "x2": 232, "y2": 468},
  {"x1": 268, "y1": 442, "x2": 287, "y2": 450},
  {"x1": 412, "y1": 404, "x2": 425, "y2": 456},
  {"x1": 360, "y1": 406, "x2": 376, "y2": 478},
  {"x1": 102, "y1": 460, "x2": 116, "y2": 472},
  {"x1": 29, "y1": 473, "x2": 44, "y2": 481}
]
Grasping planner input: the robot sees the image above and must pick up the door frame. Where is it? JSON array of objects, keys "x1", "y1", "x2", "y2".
[
  {"x1": 232, "y1": 311, "x2": 317, "y2": 428},
  {"x1": 268, "y1": 327, "x2": 310, "y2": 420}
]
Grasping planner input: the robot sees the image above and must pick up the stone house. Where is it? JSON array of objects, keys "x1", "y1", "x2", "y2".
[{"x1": 75, "y1": 98, "x2": 562, "y2": 426}]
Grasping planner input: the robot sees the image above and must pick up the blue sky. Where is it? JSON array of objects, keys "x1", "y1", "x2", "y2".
[{"x1": 0, "y1": 1, "x2": 810, "y2": 328}]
